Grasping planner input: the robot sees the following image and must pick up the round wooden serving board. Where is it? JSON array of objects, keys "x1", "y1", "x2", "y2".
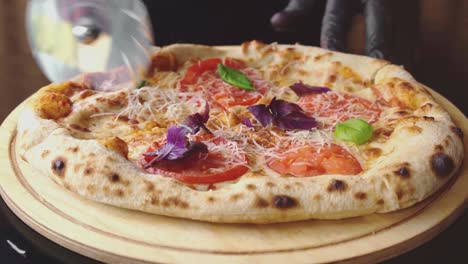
[{"x1": 0, "y1": 89, "x2": 467, "y2": 264}]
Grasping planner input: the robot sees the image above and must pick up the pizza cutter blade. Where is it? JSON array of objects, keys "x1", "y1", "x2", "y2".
[{"x1": 26, "y1": 0, "x2": 154, "y2": 85}]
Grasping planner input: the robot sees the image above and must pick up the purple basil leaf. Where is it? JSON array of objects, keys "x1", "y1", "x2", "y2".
[
  {"x1": 182, "y1": 103, "x2": 212, "y2": 134},
  {"x1": 247, "y1": 104, "x2": 273, "y2": 126},
  {"x1": 183, "y1": 141, "x2": 208, "y2": 158},
  {"x1": 274, "y1": 111, "x2": 318, "y2": 130},
  {"x1": 182, "y1": 113, "x2": 205, "y2": 133},
  {"x1": 144, "y1": 126, "x2": 209, "y2": 168},
  {"x1": 268, "y1": 97, "x2": 303, "y2": 117},
  {"x1": 144, "y1": 126, "x2": 189, "y2": 168},
  {"x1": 248, "y1": 97, "x2": 317, "y2": 130},
  {"x1": 289, "y1": 82, "x2": 331, "y2": 96},
  {"x1": 241, "y1": 117, "x2": 254, "y2": 128},
  {"x1": 155, "y1": 125, "x2": 189, "y2": 161}
]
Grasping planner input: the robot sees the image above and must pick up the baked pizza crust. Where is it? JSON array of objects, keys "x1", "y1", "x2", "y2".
[{"x1": 16, "y1": 42, "x2": 464, "y2": 223}]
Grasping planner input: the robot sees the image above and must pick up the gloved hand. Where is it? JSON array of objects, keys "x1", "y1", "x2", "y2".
[{"x1": 271, "y1": 0, "x2": 388, "y2": 59}]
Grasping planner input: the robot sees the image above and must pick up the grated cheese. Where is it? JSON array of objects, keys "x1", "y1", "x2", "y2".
[
  {"x1": 91, "y1": 86, "x2": 207, "y2": 126},
  {"x1": 81, "y1": 54, "x2": 384, "y2": 188},
  {"x1": 298, "y1": 90, "x2": 380, "y2": 128}
]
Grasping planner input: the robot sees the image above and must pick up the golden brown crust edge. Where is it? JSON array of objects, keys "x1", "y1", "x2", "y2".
[{"x1": 16, "y1": 43, "x2": 464, "y2": 223}]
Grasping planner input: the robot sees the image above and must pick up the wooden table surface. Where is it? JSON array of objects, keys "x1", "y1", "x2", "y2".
[{"x1": 0, "y1": 0, "x2": 466, "y2": 263}]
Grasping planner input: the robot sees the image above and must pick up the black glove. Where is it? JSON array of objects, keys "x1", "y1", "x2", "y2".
[
  {"x1": 270, "y1": 0, "x2": 317, "y2": 32},
  {"x1": 271, "y1": 0, "x2": 388, "y2": 59}
]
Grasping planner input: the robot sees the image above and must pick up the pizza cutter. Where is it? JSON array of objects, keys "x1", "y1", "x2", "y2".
[{"x1": 26, "y1": 0, "x2": 154, "y2": 85}]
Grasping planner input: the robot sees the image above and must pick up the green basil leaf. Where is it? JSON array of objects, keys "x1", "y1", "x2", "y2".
[
  {"x1": 334, "y1": 118, "x2": 373, "y2": 145},
  {"x1": 217, "y1": 64, "x2": 255, "y2": 91},
  {"x1": 136, "y1": 80, "x2": 148, "y2": 89}
]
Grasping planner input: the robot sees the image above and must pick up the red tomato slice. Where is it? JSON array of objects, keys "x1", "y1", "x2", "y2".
[
  {"x1": 142, "y1": 136, "x2": 248, "y2": 184},
  {"x1": 180, "y1": 58, "x2": 245, "y2": 85},
  {"x1": 298, "y1": 91, "x2": 381, "y2": 125},
  {"x1": 267, "y1": 144, "x2": 362, "y2": 177},
  {"x1": 197, "y1": 69, "x2": 268, "y2": 107},
  {"x1": 179, "y1": 57, "x2": 269, "y2": 107}
]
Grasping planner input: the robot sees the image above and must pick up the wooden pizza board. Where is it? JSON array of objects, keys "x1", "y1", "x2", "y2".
[{"x1": 0, "y1": 89, "x2": 467, "y2": 264}]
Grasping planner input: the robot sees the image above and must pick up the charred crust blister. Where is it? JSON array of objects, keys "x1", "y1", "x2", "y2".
[
  {"x1": 51, "y1": 157, "x2": 66, "y2": 177},
  {"x1": 328, "y1": 74, "x2": 337, "y2": 83},
  {"x1": 86, "y1": 184, "x2": 96, "y2": 194},
  {"x1": 69, "y1": 124, "x2": 91, "y2": 132},
  {"x1": 396, "y1": 188, "x2": 404, "y2": 200},
  {"x1": 150, "y1": 195, "x2": 159, "y2": 205},
  {"x1": 180, "y1": 201, "x2": 189, "y2": 209},
  {"x1": 434, "y1": 144, "x2": 444, "y2": 152},
  {"x1": 394, "y1": 166, "x2": 410, "y2": 178},
  {"x1": 404, "y1": 125, "x2": 423, "y2": 134},
  {"x1": 66, "y1": 146, "x2": 79, "y2": 153},
  {"x1": 399, "y1": 81, "x2": 414, "y2": 90},
  {"x1": 354, "y1": 192, "x2": 367, "y2": 200},
  {"x1": 144, "y1": 181, "x2": 154, "y2": 192},
  {"x1": 451, "y1": 126, "x2": 464, "y2": 140},
  {"x1": 246, "y1": 184, "x2": 256, "y2": 191},
  {"x1": 419, "y1": 103, "x2": 433, "y2": 111},
  {"x1": 41, "y1": 150, "x2": 50, "y2": 158},
  {"x1": 374, "y1": 128, "x2": 394, "y2": 138},
  {"x1": 431, "y1": 153, "x2": 455, "y2": 178},
  {"x1": 327, "y1": 179, "x2": 347, "y2": 192},
  {"x1": 73, "y1": 164, "x2": 81, "y2": 173},
  {"x1": 84, "y1": 168, "x2": 93, "y2": 176},
  {"x1": 364, "y1": 147, "x2": 383, "y2": 159},
  {"x1": 230, "y1": 193, "x2": 243, "y2": 201},
  {"x1": 273, "y1": 195, "x2": 297, "y2": 209},
  {"x1": 255, "y1": 197, "x2": 269, "y2": 208},
  {"x1": 109, "y1": 173, "x2": 120, "y2": 182},
  {"x1": 395, "y1": 110, "x2": 409, "y2": 116},
  {"x1": 113, "y1": 189, "x2": 125, "y2": 197},
  {"x1": 161, "y1": 197, "x2": 189, "y2": 209}
]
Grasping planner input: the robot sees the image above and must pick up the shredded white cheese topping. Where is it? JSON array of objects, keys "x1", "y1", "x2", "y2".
[{"x1": 90, "y1": 87, "x2": 206, "y2": 125}]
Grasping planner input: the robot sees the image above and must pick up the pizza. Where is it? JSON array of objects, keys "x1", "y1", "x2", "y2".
[{"x1": 17, "y1": 41, "x2": 464, "y2": 223}]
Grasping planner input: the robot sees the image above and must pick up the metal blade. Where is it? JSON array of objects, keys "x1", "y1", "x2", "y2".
[{"x1": 26, "y1": 0, "x2": 153, "y2": 85}]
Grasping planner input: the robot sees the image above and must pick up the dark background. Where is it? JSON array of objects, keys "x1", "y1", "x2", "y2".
[{"x1": 0, "y1": 0, "x2": 467, "y2": 263}]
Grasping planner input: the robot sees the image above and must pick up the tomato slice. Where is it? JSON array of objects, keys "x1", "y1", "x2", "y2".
[
  {"x1": 179, "y1": 58, "x2": 269, "y2": 107},
  {"x1": 267, "y1": 144, "x2": 362, "y2": 177},
  {"x1": 298, "y1": 91, "x2": 381, "y2": 125},
  {"x1": 142, "y1": 136, "x2": 249, "y2": 184},
  {"x1": 197, "y1": 69, "x2": 268, "y2": 107},
  {"x1": 180, "y1": 58, "x2": 245, "y2": 85}
]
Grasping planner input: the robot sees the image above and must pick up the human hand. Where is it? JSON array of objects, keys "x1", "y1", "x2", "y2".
[{"x1": 271, "y1": 0, "x2": 388, "y2": 59}]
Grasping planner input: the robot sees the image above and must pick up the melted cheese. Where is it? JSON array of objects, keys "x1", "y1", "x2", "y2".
[
  {"x1": 299, "y1": 90, "x2": 380, "y2": 128},
  {"x1": 87, "y1": 86, "x2": 207, "y2": 129},
  {"x1": 60, "y1": 44, "x2": 390, "y2": 190},
  {"x1": 118, "y1": 87, "x2": 206, "y2": 124},
  {"x1": 207, "y1": 114, "x2": 338, "y2": 172}
]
